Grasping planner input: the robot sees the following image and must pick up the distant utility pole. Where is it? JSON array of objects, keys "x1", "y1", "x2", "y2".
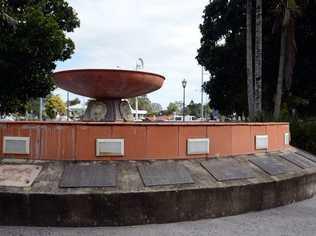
[
  {"x1": 39, "y1": 97, "x2": 43, "y2": 121},
  {"x1": 201, "y1": 66, "x2": 204, "y2": 120}
]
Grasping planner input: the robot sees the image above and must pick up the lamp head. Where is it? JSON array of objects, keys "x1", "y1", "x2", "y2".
[{"x1": 182, "y1": 78, "x2": 187, "y2": 88}]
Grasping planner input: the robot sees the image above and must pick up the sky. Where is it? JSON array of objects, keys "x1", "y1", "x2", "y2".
[{"x1": 55, "y1": 0, "x2": 210, "y2": 109}]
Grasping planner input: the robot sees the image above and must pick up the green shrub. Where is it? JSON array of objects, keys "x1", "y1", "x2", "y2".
[{"x1": 290, "y1": 120, "x2": 316, "y2": 155}]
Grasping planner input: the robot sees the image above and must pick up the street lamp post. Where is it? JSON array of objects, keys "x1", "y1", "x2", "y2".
[
  {"x1": 66, "y1": 92, "x2": 70, "y2": 121},
  {"x1": 182, "y1": 79, "x2": 187, "y2": 122}
]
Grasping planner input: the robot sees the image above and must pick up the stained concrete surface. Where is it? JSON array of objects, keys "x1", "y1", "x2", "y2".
[
  {"x1": 1, "y1": 148, "x2": 316, "y2": 226},
  {"x1": 0, "y1": 196, "x2": 316, "y2": 236}
]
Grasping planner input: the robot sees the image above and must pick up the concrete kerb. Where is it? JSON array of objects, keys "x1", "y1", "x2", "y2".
[{"x1": 0, "y1": 170, "x2": 316, "y2": 226}]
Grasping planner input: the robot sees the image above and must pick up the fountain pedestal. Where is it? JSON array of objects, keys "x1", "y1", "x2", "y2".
[{"x1": 83, "y1": 99, "x2": 133, "y2": 122}]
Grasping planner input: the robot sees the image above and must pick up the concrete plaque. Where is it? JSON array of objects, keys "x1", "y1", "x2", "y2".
[
  {"x1": 59, "y1": 164, "x2": 116, "y2": 188},
  {"x1": 280, "y1": 153, "x2": 316, "y2": 169},
  {"x1": 0, "y1": 164, "x2": 42, "y2": 187},
  {"x1": 249, "y1": 156, "x2": 291, "y2": 176},
  {"x1": 201, "y1": 159, "x2": 255, "y2": 181},
  {"x1": 138, "y1": 163, "x2": 194, "y2": 187}
]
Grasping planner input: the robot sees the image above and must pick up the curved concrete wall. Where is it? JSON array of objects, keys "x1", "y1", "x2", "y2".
[{"x1": 0, "y1": 122, "x2": 289, "y2": 161}]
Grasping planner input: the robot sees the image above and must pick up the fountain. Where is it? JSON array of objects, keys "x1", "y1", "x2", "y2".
[
  {"x1": 53, "y1": 69, "x2": 165, "y2": 121},
  {"x1": 0, "y1": 68, "x2": 291, "y2": 160},
  {"x1": 1, "y1": 67, "x2": 316, "y2": 227}
]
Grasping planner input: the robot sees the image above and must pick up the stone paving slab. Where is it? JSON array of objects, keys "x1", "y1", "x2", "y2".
[
  {"x1": 279, "y1": 152, "x2": 316, "y2": 169},
  {"x1": 295, "y1": 150, "x2": 316, "y2": 163},
  {"x1": 0, "y1": 164, "x2": 42, "y2": 187},
  {"x1": 248, "y1": 156, "x2": 293, "y2": 176},
  {"x1": 138, "y1": 162, "x2": 194, "y2": 186},
  {"x1": 59, "y1": 164, "x2": 116, "y2": 188},
  {"x1": 0, "y1": 149, "x2": 314, "y2": 194},
  {"x1": 201, "y1": 158, "x2": 256, "y2": 181}
]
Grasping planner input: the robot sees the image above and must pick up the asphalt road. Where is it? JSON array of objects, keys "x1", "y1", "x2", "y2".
[{"x1": 1, "y1": 196, "x2": 316, "y2": 236}]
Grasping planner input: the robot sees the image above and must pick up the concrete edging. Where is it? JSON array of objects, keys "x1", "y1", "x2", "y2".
[{"x1": 0, "y1": 172, "x2": 315, "y2": 226}]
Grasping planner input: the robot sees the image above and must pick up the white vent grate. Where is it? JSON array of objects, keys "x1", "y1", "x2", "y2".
[
  {"x1": 96, "y1": 139, "x2": 124, "y2": 156},
  {"x1": 255, "y1": 135, "x2": 268, "y2": 150},
  {"x1": 3, "y1": 136, "x2": 30, "y2": 154},
  {"x1": 284, "y1": 132, "x2": 290, "y2": 145},
  {"x1": 187, "y1": 138, "x2": 209, "y2": 155}
]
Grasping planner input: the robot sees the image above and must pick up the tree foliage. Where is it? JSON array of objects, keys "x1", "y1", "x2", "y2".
[
  {"x1": 197, "y1": 0, "x2": 247, "y2": 116},
  {"x1": 166, "y1": 101, "x2": 182, "y2": 115},
  {"x1": 185, "y1": 100, "x2": 212, "y2": 118},
  {"x1": 25, "y1": 97, "x2": 41, "y2": 118},
  {"x1": 151, "y1": 102, "x2": 162, "y2": 114},
  {"x1": 197, "y1": 0, "x2": 316, "y2": 119},
  {"x1": 45, "y1": 95, "x2": 66, "y2": 119},
  {"x1": 0, "y1": 0, "x2": 80, "y2": 114},
  {"x1": 186, "y1": 100, "x2": 201, "y2": 117}
]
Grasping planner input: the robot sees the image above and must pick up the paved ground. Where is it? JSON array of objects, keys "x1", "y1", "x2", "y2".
[{"x1": 1, "y1": 196, "x2": 316, "y2": 236}]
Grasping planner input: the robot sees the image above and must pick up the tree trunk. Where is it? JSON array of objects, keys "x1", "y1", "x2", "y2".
[
  {"x1": 254, "y1": 0, "x2": 263, "y2": 117},
  {"x1": 274, "y1": 27, "x2": 288, "y2": 120},
  {"x1": 246, "y1": 0, "x2": 254, "y2": 120}
]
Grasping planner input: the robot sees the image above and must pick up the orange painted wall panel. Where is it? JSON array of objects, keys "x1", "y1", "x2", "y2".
[
  {"x1": 0, "y1": 124, "x2": 5, "y2": 155},
  {"x1": 40, "y1": 125, "x2": 76, "y2": 160},
  {"x1": 146, "y1": 126, "x2": 179, "y2": 158},
  {"x1": 231, "y1": 126, "x2": 252, "y2": 155},
  {"x1": 267, "y1": 125, "x2": 283, "y2": 151},
  {"x1": 112, "y1": 125, "x2": 147, "y2": 159},
  {"x1": 207, "y1": 126, "x2": 232, "y2": 157}
]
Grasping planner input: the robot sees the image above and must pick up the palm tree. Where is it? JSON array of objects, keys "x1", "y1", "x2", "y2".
[
  {"x1": 273, "y1": 0, "x2": 300, "y2": 119},
  {"x1": 254, "y1": 0, "x2": 263, "y2": 117},
  {"x1": 246, "y1": 0, "x2": 255, "y2": 120}
]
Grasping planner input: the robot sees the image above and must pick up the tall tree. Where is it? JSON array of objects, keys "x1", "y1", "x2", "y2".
[
  {"x1": 254, "y1": 0, "x2": 263, "y2": 116},
  {"x1": 197, "y1": 0, "x2": 248, "y2": 116},
  {"x1": 197, "y1": 1, "x2": 316, "y2": 119},
  {"x1": 273, "y1": 0, "x2": 300, "y2": 119},
  {"x1": 246, "y1": 0, "x2": 255, "y2": 119},
  {"x1": 0, "y1": 0, "x2": 80, "y2": 114}
]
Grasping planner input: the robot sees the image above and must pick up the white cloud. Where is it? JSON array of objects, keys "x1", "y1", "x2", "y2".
[{"x1": 56, "y1": 0, "x2": 210, "y2": 108}]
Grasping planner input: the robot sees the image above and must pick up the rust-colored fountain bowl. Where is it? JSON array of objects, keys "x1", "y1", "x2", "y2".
[{"x1": 53, "y1": 69, "x2": 165, "y2": 99}]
